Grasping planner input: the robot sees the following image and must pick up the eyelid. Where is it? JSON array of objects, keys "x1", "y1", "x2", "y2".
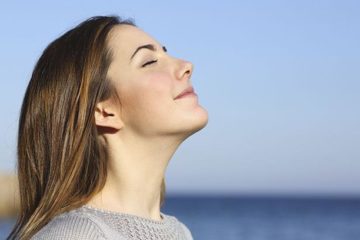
[
  {"x1": 141, "y1": 59, "x2": 158, "y2": 68},
  {"x1": 139, "y1": 45, "x2": 166, "y2": 68}
]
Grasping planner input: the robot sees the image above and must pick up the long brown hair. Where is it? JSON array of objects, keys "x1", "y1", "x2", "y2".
[{"x1": 8, "y1": 16, "x2": 167, "y2": 239}]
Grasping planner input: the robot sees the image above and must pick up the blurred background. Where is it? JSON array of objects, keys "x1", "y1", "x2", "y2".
[{"x1": 0, "y1": 0, "x2": 359, "y2": 239}]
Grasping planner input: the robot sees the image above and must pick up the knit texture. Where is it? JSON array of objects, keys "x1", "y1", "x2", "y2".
[{"x1": 31, "y1": 205, "x2": 193, "y2": 240}]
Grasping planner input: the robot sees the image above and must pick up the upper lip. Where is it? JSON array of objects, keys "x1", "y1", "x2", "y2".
[{"x1": 174, "y1": 86, "x2": 194, "y2": 99}]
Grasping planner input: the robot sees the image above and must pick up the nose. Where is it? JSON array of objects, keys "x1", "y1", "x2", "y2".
[{"x1": 175, "y1": 59, "x2": 193, "y2": 81}]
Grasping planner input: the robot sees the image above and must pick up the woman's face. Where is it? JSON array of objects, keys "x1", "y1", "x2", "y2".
[{"x1": 106, "y1": 25, "x2": 208, "y2": 138}]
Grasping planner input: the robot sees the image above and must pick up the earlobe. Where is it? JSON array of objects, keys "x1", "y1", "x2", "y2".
[{"x1": 94, "y1": 103, "x2": 123, "y2": 130}]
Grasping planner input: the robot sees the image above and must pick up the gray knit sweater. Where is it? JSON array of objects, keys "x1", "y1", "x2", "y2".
[{"x1": 31, "y1": 205, "x2": 193, "y2": 240}]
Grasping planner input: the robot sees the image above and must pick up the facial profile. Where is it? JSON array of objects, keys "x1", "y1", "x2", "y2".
[
  {"x1": 96, "y1": 24, "x2": 209, "y2": 139},
  {"x1": 11, "y1": 16, "x2": 208, "y2": 240}
]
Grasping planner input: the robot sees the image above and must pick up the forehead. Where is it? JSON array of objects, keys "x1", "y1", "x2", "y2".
[{"x1": 107, "y1": 25, "x2": 161, "y2": 60}]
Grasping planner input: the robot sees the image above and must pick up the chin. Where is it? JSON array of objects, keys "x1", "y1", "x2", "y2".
[{"x1": 181, "y1": 108, "x2": 209, "y2": 137}]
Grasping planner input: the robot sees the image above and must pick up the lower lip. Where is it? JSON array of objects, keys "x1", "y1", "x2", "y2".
[{"x1": 175, "y1": 92, "x2": 197, "y2": 100}]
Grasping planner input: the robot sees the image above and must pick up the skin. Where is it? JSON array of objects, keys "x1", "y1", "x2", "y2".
[{"x1": 88, "y1": 25, "x2": 208, "y2": 221}]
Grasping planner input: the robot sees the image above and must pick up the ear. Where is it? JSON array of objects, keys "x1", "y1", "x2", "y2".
[{"x1": 94, "y1": 100, "x2": 124, "y2": 130}]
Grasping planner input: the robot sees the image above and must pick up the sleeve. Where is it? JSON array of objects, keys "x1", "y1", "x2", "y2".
[
  {"x1": 179, "y1": 222, "x2": 194, "y2": 240},
  {"x1": 31, "y1": 215, "x2": 106, "y2": 240}
]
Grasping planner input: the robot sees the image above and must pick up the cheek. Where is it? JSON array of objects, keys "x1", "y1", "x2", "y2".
[
  {"x1": 144, "y1": 72, "x2": 173, "y2": 95},
  {"x1": 121, "y1": 72, "x2": 175, "y2": 120},
  {"x1": 137, "y1": 72, "x2": 173, "y2": 103}
]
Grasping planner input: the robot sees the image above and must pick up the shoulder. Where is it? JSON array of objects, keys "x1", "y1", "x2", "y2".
[
  {"x1": 31, "y1": 210, "x2": 106, "y2": 240},
  {"x1": 178, "y1": 221, "x2": 194, "y2": 240},
  {"x1": 165, "y1": 214, "x2": 193, "y2": 240}
]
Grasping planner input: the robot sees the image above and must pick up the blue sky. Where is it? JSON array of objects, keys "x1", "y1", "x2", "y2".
[{"x1": 0, "y1": 0, "x2": 359, "y2": 196}]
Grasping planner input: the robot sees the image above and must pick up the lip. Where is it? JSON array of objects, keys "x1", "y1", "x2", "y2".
[{"x1": 174, "y1": 86, "x2": 196, "y2": 100}]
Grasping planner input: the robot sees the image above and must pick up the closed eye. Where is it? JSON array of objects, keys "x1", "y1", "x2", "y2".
[{"x1": 142, "y1": 59, "x2": 158, "y2": 68}]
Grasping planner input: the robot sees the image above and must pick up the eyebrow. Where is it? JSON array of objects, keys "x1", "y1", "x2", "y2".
[{"x1": 130, "y1": 44, "x2": 167, "y2": 61}]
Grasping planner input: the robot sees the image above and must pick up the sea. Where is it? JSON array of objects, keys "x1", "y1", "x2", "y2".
[{"x1": 0, "y1": 195, "x2": 359, "y2": 240}]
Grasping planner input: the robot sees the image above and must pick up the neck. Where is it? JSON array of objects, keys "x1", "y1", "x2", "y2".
[{"x1": 88, "y1": 131, "x2": 184, "y2": 221}]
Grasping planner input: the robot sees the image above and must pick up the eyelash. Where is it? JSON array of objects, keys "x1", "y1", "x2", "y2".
[{"x1": 142, "y1": 59, "x2": 158, "y2": 68}]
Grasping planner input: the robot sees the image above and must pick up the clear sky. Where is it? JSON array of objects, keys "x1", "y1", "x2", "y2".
[{"x1": 0, "y1": 0, "x2": 359, "y2": 196}]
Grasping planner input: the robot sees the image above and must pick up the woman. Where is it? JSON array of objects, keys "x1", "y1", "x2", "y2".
[{"x1": 8, "y1": 15, "x2": 208, "y2": 239}]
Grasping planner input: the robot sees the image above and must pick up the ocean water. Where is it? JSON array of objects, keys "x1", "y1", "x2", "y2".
[{"x1": 1, "y1": 196, "x2": 359, "y2": 240}]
